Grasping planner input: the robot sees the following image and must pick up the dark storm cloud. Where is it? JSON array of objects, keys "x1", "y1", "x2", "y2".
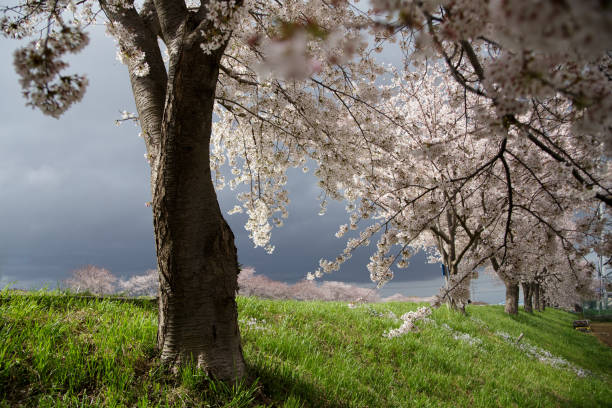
[
  {"x1": 0, "y1": 28, "x2": 155, "y2": 286},
  {"x1": 0, "y1": 26, "x2": 438, "y2": 290}
]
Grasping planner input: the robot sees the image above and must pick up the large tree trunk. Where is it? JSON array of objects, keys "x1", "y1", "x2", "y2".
[
  {"x1": 152, "y1": 34, "x2": 246, "y2": 381},
  {"x1": 504, "y1": 281, "x2": 519, "y2": 315},
  {"x1": 522, "y1": 282, "x2": 533, "y2": 313}
]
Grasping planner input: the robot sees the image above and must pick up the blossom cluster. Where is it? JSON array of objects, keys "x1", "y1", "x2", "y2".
[
  {"x1": 439, "y1": 323, "x2": 482, "y2": 347},
  {"x1": 200, "y1": 0, "x2": 246, "y2": 55},
  {"x1": 383, "y1": 306, "x2": 432, "y2": 338},
  {"x1": 105, "y1": 21, "x2": 150, "y2": 77},
  {"x1": 13, "y1": 29, "x2": 89, "y2": 117},
  {"x1": 239, "y1": 317, "x2": 267, "y2": 331}
]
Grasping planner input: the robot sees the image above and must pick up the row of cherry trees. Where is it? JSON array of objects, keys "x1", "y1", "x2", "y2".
[
  {"x1": 237, "y1": 267, "x2": 381, "y2": 301},
  {"x1": 2, "y1": 0, "x2": 610, "y2": 379},
  {"x1": 64, "y1": 264, "x2": 382, "y2": 302},
  {"x1": 65, "y1": 265, "x2": 159, "y2": 296},
  {"x1": 208, "y1": 1, "x2": 610, "y2": 314}
]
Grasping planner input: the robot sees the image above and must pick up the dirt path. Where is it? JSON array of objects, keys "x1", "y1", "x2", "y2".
[{"x1": 590, "y1": 322, "x2": 612, "y2": 348}]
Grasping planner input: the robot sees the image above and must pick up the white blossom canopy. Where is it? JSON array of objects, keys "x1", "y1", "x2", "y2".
[{"x1": 2, "y1": 1, "x2": 610, "y2": 301}]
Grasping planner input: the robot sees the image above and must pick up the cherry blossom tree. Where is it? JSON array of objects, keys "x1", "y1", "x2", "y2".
[
  {"x1": 248, "y1": 0, "x2": 610, "y2": 317},
  {"x1": 65, "y1": 265, "x2": 117, "y2": 295},
  {"x1": 119, "y1": 268, "x2": 159, "y2": 297},
  {"x1": 237, "y1": 266, "x2": 290, "y2": 299},
  {"x1": 290, "y1": 1, "x2": 611, "y2": 314},
  {"x1": 212, "y1": 0, "x2": 610, "y2": 314},
  {"x1": 1, "y1": 0, "x2": 389, "y2": 381},
  {"x1": 237, "y1": 266, "x2": 380, "y2": 301},
  {"x1": 4, "y1": 0, "x2": 610, "y2": 380}
]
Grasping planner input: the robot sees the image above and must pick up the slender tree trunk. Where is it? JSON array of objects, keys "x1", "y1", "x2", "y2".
[
  {"x1": 522, "y1": 282, "x2": 533, "y2": 313},
  {"x1": 152, "y1": 35, "x2": 246, "y2": 380},
  {"x1": 534, "y1": 284, "x2": 546, "y2": 312},
  {"x1": 504, "y1": 281, "x2": 519, "y2": 315},
  {"x1": 533, "y1": 283, "x2": 541, "y2": 311}
]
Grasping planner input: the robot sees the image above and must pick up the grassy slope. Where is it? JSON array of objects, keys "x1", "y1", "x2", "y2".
[{"x1": 0, "y1": 291, "x2": 610, "y2": 407}]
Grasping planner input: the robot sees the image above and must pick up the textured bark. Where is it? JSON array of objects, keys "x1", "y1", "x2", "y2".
[
  {"x1": 489, "y1": 257, "x2": 518, "y2": 315},
  {"x1": 522, "y1": 282, "x2": 533, "y2": 313},
  {"x1": 101, "y1": 1, "x2": 246, "y2": 382},
  {"x1": 536, "y1": 284, "x2": 546, "y2": 312},
  {"x1": 443, "y1": 270, "x2": 469, "y2": 314},
  {"x1": 504, "y1": 281, "x2": 519, "y2": 315},
  {"x1": 151, "y1": 20, "x2": 245, "y2": 380}
]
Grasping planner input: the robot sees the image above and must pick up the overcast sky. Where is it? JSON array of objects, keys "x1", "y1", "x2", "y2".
[{"x1": 0, "y1": 25, "x2": 506, "y2": 302}]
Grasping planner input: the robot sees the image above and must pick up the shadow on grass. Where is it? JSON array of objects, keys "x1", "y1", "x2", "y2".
[
  {"x1": 0, "y1": 290, "x2": 157, "y2": 311},
  {"x1": 247, "y1": 362, "x2": 350, "y2": 408}
]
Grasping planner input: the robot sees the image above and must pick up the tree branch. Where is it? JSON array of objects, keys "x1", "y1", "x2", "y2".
[
  {"x1": 153, "y1": 0, "x2": 187, "y2": 42},
  {"x1": 99, "y1": 0, "x2": 167, "y2": 183},
  {"x1": 507, "y1": 115, "x2": 611, "y2": 206},
  {"x1": 219, "y1": 64, "x2": 258, "y2": 86},
  {"x1": 140, "y1": 0, "x2": 163, "y2": 40}
]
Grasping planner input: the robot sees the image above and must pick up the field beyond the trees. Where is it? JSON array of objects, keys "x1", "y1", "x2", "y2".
[{"x1": 1, "y1": 291, "x2": 611, "y2": 407}]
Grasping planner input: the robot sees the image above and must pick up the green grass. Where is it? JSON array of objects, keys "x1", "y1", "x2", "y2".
[{"x1": 1, "y1": 290, "x2": 611, "y2": 407}]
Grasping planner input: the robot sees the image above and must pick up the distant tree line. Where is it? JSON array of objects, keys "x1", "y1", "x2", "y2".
[{"x1": 64, "y1": 265, "x2": 427, "y2": 303}]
